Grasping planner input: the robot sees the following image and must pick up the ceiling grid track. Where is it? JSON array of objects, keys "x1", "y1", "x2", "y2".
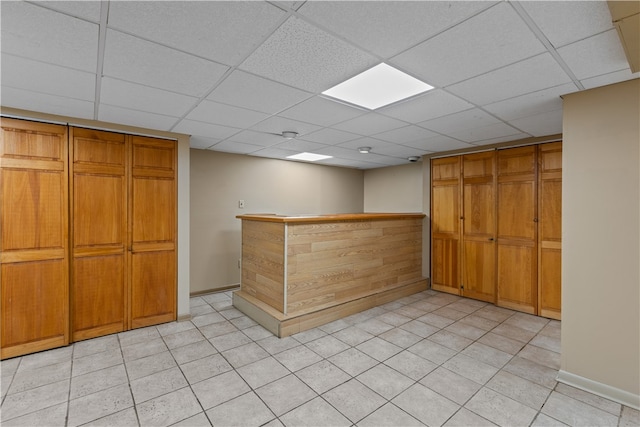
[{"x1": 93, "y1": 0, "x2": 110, "y2": 120}]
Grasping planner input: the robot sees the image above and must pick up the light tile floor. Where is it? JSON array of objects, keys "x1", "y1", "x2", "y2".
[{"x1": 1, "y1": 290, "x2": 639, "y2": 427}]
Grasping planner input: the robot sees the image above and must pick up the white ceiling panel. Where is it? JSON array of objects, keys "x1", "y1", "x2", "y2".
[
  {"x1": 189, "y1": 136, "x2": 220, "y2": 150},
  {"x1": 580, "y1": 69, "x2": 640, "y2": 90},
  {"x1": 172, "y1": 119, "x2": 240, "y2": 140},
  {"x1": 271, "y1": 139, "x2": 330, "y2": 153},
  {"x1": 107, "y1": 1, "x2": 287, "y2": 65},
  {"x1": 447, "y1": 122, "x2": 524, "y2": 143},
  {"x1": 279, "y1": 96, "x2": 366, "y2": 127},
  {"x1": 32, "y1": 1, "x2": 102, "y2": 23},
  {"x1": 98, "y1": 105, "x2": 178, "y2": 131},
  {"x1": 372, "y1": 125, "x2": 439, "y2": 145},
  {"x1": 227, "y1": 130, "x2": 286, "y2": 147},
  {"x1": 207, "y1": 70, "x2": 311, "y2": 114},
  {"x1": 519, "y1": 1, "x2": 614, "y2": 48},
  {"x1": 249, "y1": 146, "x2": 299, "y2": 160},
  {"x1": 483, "y1": 82, "x2": 577, "y2": 121},
  {"x1": 391, "y1": 2, "x2": 545, "y2": 87},
  {"x1": 100, "y1": 78, "x2": 196, "y2": 117},
  {"x1": 558, "y1": 30, "x2": 630, "y2": 80},
  {"x1": 2, "y1": 54, "x2": 95, "y2": 101},
  {"x1": 508, "y1": 110, "x2": 563, "y2": 137},
  {"x1": 103, "y1": 30, "x2": 229, "y2": 97},
  {"x1": 240, "y1": 17, "x2": 378, "y2": 93},
  {"x1": 297, "y1": 1, "x2": 493, "y2": 58},
  {"x1": 316, "y1": 145, "x2": 390, "y2": 163},
  {"x1": 1, "y1": 86, "x2": 95, "y2": 120},
  {"x1": 333, "y1": 112, "x2": 407, "y2": 136},
  {"x1": 299, "y1": 128, "x2": 361, "y2": 145},
  {"x1": 339, "y1": 138, "x2": 427, "y2": 158},
  {"x1": 209, "y1": 140, "x2": 264, "y2": 155},
  {"x1": 470, "y1": 132, "x2": 531, "y2": 146},
  {"x1": 406, "y1": 135, "x2": 475, "y2": 152},
  {"x1": 249, "y1": 116, "x2": 322, "y2": 138},
  {"x1": 1, "y1": 1, "x2": 98, "y2": 72},
  {"x1": 378, "y1": 90, "x2": 474, "y2": 123},
  {"x1": 186, "y1": 101, "x2": 269, "y2": 129},
  {"x1": 447, "y1": 53, "x2": 572, "y2": 106},
  {"x1": 419, "y1": 108, "x2": 500, "y2": 135}
]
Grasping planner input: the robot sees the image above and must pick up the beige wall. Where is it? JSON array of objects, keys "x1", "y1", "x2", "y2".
[
  {"x1": 363, "y1": 161, "x2": 429, "y2": 278},
  {"x1": 190, "y1": 149, "x2": 364, "y2": 293},
  {"x1": 561, "y1": 79, "x2": 640, "y2": 406}
]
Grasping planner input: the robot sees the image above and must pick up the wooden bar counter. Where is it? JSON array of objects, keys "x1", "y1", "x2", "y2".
[{"x1": 233, "y1": 213, "x2": 428, "y2": 337}]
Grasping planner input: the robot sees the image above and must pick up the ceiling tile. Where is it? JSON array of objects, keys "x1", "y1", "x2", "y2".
[
  {"x1": 210, "y1": 140, "x2": 264, "y2": 155},
  {"x1": 172, "y1": 119, "x2": 241, "y2": 140},
  {"x1": 558, "y1": 30, "x2": 630, "y2": 80},
  {"x1": 447, "y1": 53, "x2": 572, "y2": 105},
  {"x1": 249, "y1": 116, "x2": 322, "y2": 138},
  {"x1": 2, "y1": 54, "x2": 95, "y2": 101},
  {"x1": 189, "y1": 136, "x2": 220, "y2": 150},
  {"x1": 100, "y1": 77, "x2": 197, "y2": 117},
  {"x1": 297, "y1": 1, "x2": 493, "y2": 58},
  {"x1": 98, "y1": 105, "x2": 178, "y2": 131},
  {"x1": 519, "y1": 0, "x2": 614, "y2": 48},
  {"x1": 483, "y1": 82, "x2": 577, "y2": 121},
  {"x1": 227, "y1": 130, "x2": 286, "y2": 147},
  {"x1": 249, "y1": 146, "x2": 299, "y2": 160},
  {"x1": 338, "y1": 138, "x2": 428, "y2": 158},
  {"x1": 279, "y1": 96, "x2": 366, "y2": 127},
  {"x1": 508, "y1": 110, "x2": 563, "y2": 137},
  {"x1": 1, "y1": 1, "x2": 98, "y2": 72},
  {"x1": 419, "y1": 108, "x2": 500, "y2": 135},
  {"x1": 299, "y1": 128, "x2": 361, "y2": 145},
  {"x1": 447, "y1": 121, "x2": 524, "y2": 143},
  {"x1": 207, "y1": 70, "x2": 311, "y2": 114},
  {"x1": 333, "y1": 113, "x2": 407, "y2": 136},
  {"x1": 186, "y1": 101, "x2": 270, "y2": 129},
  {"x1": 580, "y1": 69, "x2": 640, "y2": 89},
  {"x1": 378, "y1": 90, "x2": 473, "y2": 123},
  {"x1": 271, "y1": 139, "x2": 330, "y2": 153},
  {"x1": 391, "y1": 2, "x2": 545, "y2": 86},
  {"x1": 372, "y1": 125, "x2": 439, "y2": 145},
  {"x1": 0, "y1": 86, "x2": 95, "y2": 120},
  {"x1": 315, "y1": 145, "x2": 390, "y2": 164},
  {"x1": 405, "y1": 135, "x2": 474, "y2": 152},
  {"x1": 470, "y1": 133, "x2": 531, "y2": 146},
  {"x1": 240, "y1": 16, "x2": 377, "y2": 92},
  {"x1": 107, "y1": 2, "x2": 287, "y2": 65},
  {"x1": 32, "y1": 1, "x2": 102, "y2": 23},
  {"x1": 103, "y1": 30, "x2": 228, "y2": 97},
  {"x1": 316, "y1": 156, "x2": 383, "y2": 169}
]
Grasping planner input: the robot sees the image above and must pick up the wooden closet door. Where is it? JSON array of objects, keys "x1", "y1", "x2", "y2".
[
  {"x1": 496, "y1": 146, "x2": 537, "y2": 314},
  {"x1": 70, "y1": 128, "x2": 127, "y2": 341},
  {"x1": 129, "y1": 136, "x2": 176, "y2": 329},
  {"x1": 538, "y1": 142, "x2": 562, "y2": 320},
  {"x1": 1, "y1": 118, "x2": 69, "y2": 359},
  {"x1": 431, "y1": 157, "x2": 461, "y2": 295},
  {"x1": 461, "y1": 152, "x2": 496, "y2": 302}
]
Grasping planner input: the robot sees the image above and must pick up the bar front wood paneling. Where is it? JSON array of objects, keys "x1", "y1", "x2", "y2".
[{"x1": 233, "y1": 213, "x2": 428, "y2": 337}]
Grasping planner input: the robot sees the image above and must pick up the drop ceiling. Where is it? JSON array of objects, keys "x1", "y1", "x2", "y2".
[{"x1": 1, "y1": 1, "x2": 637, "y2": 169}]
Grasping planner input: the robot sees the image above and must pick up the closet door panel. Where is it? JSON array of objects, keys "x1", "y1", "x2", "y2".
[
  {"x1": 72, "y1": 255, "x2": 125, "y2": 340},
  {"x1": 70, "y1": 128, "x2": 127, "y2": 341},
  {"x1": 538, "y1": 142, "x2": 562, "y2": 319},
  {"x1": 461, "y1": 152, "x2": 495, "y2": 303},
  {"x1": 129, "y1": 136, "x2": 176, "y2": 329},
  {"x1": 497, "y1": 146, "x2": 537, "y2": 314},
  {"x1": 431, "y1": 157, "x2": 460, "y2": 294},
  {"x1": 0, "y1": 118, "x2": 69, "y2": 359}
]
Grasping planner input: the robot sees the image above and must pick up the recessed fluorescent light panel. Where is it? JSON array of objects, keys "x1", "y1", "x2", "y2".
[
  {"x1": 286, "y1": 152, "x2": 333, "y2": 162},
  {"x1": 322, "y1": 63, "x2": 433, "y2": 110}
]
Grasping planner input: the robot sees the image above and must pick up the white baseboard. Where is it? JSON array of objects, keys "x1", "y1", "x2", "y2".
[{"x1": 557, "y1": 370, "x2": 640, "y2": 410}]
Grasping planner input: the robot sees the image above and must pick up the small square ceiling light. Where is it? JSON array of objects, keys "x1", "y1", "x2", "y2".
[
  {"x1": 287, "y1": 152, "x2": 333, "y2": 162},
  {"x1": 322, "y1": 63, "x2": 433, "y2": 110}
]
